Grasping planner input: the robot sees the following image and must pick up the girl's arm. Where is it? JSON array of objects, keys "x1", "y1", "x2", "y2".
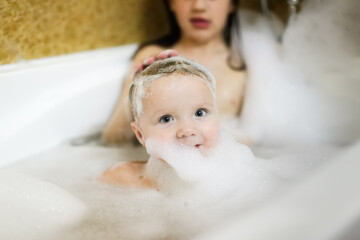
[{"x1": 101, "y1": 46, "x2": 174, "y2": 144}]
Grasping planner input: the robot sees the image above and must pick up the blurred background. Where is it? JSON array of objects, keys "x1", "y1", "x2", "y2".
[{"x1": 0, "y1": 0, "x2": 296, "y2": 65}]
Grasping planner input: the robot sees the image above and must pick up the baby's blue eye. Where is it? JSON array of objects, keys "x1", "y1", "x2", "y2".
[
  {"x1": 195, "y1": 108, "x2": 207, "y2": 117},
  {"x1": 159, "y1": 115, "x2": 173, "y2": 123}
]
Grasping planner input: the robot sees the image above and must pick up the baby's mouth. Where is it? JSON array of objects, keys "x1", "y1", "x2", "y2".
[{"x1": 195, "y1": 144, "x2": 201, "y2": 149}]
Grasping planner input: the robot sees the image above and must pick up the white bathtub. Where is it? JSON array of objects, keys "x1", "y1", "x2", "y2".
[
  {"x1": 1, "y1": 44, "x2": 360, "y2": 240},
  {"x1": 0, "y1": 44, "x2": 136, "y2": 167}
]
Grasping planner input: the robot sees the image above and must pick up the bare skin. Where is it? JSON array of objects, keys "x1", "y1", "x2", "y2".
[
  {"x1": 102, "y1": 45, "x2": 246, "y2": 144},
  {"x1": 101, "y1": 161, "x2": 158, "y2": 189}
]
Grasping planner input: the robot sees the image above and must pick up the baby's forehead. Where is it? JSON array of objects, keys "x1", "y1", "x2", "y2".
[{"x1": 141, "y1": 73, "x2": 216, "y2": 111}]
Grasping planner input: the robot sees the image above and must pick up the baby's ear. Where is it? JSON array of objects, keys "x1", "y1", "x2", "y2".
[{"x1": 130, "y1": 121, "x2": 145, "y2": 147}]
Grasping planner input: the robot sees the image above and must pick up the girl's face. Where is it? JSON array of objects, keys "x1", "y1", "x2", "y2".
[
  {"x1": 131, "y1": 74, "x2": 220, "y2": 156},
  {"x1": 169, "y1": 0, "x2": 234, "y2": 43}
]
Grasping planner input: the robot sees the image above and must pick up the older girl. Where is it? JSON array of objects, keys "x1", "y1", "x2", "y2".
[{"x1": 103, "y1": 0, "x2": 246, "y2": 144}]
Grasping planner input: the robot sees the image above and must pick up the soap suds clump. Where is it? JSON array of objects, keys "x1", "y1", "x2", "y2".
[{"x1": 145, "y1": 130, "x2": 280, "y2": 207}]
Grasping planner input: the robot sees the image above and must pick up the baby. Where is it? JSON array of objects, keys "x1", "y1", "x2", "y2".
[{"x1": 101, "y1": 56, "x2": 221, "y2": 189}]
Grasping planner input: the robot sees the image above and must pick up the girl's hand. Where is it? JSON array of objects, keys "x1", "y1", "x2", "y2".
[{"x1": 134, "y1": 49, "x2": 179, "y2": 75}]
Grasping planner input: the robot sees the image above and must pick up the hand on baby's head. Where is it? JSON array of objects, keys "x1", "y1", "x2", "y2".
[{"x1": 134, "y1": 49, "x2": 179, "y2": 75}]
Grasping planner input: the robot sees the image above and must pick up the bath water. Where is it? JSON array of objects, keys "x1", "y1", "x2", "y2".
[{"x1": 1, "y1": 129, "x2": 340, "y2": 240}]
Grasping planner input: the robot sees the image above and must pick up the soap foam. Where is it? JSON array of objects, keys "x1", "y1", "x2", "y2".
[
  {"x1": 144, "y1": 130, "x2": 280, "y2": 207},
  {"x1": 239, "y1": 0, "x2": 360, "y2": 146}
]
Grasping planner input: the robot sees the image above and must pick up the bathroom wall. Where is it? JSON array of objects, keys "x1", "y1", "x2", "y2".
[
  {"x1": 0, "y1": 0, "x2": 169, "y2": 64},
  {"x1": 0, "y1": 0, "x2": 290, "y2": 65}
]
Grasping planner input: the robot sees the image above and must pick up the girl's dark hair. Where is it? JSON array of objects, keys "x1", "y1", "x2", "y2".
[{"x1": 135, "y1": 0, "x2": 245, "y2": 70}]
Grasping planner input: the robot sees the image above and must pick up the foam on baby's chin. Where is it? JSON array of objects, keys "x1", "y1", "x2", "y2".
[
  {"x1": 145, "y1": 131, "x2": 277, "y2": 205},
  {"x1": 145, "y1": 138, "x2": 209, "y2": 183}
]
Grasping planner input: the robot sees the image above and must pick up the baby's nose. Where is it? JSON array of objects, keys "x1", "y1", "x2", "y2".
[{"x1": 176, "y1": 123, "x2": 197, "y2": 138}]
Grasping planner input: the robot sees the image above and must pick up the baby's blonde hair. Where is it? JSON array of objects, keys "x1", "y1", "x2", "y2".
[{"x1": 129, "y1": 56, "x2": 216, "y2": 120}]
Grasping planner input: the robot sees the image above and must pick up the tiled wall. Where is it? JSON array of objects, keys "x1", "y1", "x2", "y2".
[{"x1": 0, "y1": 0, "x2": 289, "y2": 65}]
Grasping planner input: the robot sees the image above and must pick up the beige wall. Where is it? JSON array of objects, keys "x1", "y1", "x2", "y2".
[{"x1": 0, "y1": 0, "x2": 290, "y2": 65}]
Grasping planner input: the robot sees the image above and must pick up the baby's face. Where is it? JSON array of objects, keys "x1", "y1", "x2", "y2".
[{"x1": 132, "y1": 74, "x2": 220, "y2": 156}]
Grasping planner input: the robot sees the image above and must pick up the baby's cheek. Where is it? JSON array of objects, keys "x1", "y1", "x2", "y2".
[
  {"x1": 205, "y1": 122, "x2": 221, "y2": 148},
  {"x1": 147, "y1": 129, "x2": 173, "y2": 142}
]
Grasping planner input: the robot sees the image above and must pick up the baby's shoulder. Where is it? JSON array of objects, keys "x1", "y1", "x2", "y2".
[{"x1": 100, "y1": 161, "x2": 156, "y2": 189}]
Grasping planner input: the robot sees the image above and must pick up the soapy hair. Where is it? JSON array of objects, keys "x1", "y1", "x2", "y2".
[{"x1": 129, "y1": 56, "x2": 216, "y2": 120}]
